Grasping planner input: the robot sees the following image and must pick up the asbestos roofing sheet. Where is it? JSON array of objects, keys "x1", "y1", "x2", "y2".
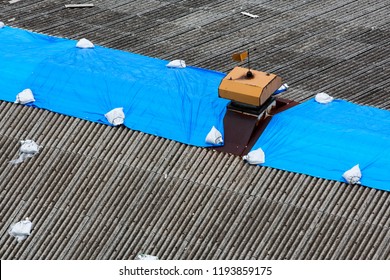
[
  {"x1": 0, "y1": 26, "x2": 229, "y2": 147},
  {"x1": 252, "y1": 99, "x2": 390, "y2": 192}
]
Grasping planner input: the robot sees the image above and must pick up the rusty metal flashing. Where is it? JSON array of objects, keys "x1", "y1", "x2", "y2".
[{"x1": 211, "y1": 97, "x2": 299, "y2": 156}]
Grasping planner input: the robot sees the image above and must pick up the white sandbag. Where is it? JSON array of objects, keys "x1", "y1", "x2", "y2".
[
  {"x1": 8, "y1": 218, "x2": 32, "y2": 242},
  {"x1": 205, "y1": 126, "x2": 223, "y2": 145},
  {"x1": 15, "y1": 88, "x2": 35, "y2": 104},
  {"x1": 76, "y1": 38, "x2": 94, "y2": 49},
  {"x1": 166, "y1": 59, "x2": 186, "y2": 68},
  {"x1": 243, "y1": 148, "x2": 265, "y2": 165},
  {"x1": 10, "y1": 140, "x2": 42, "y2": 165},
  {"x1": 135, "y1": 254, "x2": 159, "y2": 260},
  {"x1": 315, "y1": 92, "x2": 334, "y2": 104},
  {"x1": 0, "y1": 21, "x2": 5, "y2": 29},
  {"x1": 342, "y1": 164, "x2": 362, "y2": 184},
  {"x1": 20, "y1": 139, "x2": 40, "y2": 154},
  {"x1": 105, "y1": 107, "x2": 125, "y2": 126}
]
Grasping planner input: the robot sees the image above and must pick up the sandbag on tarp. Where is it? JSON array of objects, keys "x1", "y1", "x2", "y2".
[
  {"x1": 343, "y1": 164, "x2": 362, "y2": 185},
  {"x1": 250, "y1": 99, "x2": 390, "y2": 192},
  {"x1": 76, "y1": 38, "x2": 94, "y2": 49},
  {"x1": 166, "y1": 59, "x2": 186, "y2": 68},
  {"x1": 205, "y1": 126, "x2": 223, "y2": 145},
  {"x1": 315, "y1": 92, "x2": 334, "y2": 104},
  {"x1": 243, "y1": 148, "x2": 265, "y2": 165},
  {"x1": 0, "y1": 26, "x2": 228, "y2": 147},
  {"x1": 105, "y1": 107, "x2": 125, "y2": 126},
  {"x1": 15, "y1": 88, "x2": 35, "y2": 104}
]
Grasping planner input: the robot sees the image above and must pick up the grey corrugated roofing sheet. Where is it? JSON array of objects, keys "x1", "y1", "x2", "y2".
[{"x1": 0, "y1": 0, "x2": 389, "y2": 259}]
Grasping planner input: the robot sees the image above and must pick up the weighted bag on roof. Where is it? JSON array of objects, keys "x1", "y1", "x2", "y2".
[
  {"x1": 76, "y1": 38, "x2": 94, "y2": 49},
  {"x1": 315, "y1": 92, "x2": 334, "y2": 104},
  {"x1": 205, "y1": 126, "x2": 223, "y2": 145},
  {"x1": 166, "y1": 59, "x2": 186, "y2": 68},
  {"x1": 342, "y1": 164, "x2": 362, "y2": 184},
  {"x1": 10, "y1": 140, "x2": 42, "y2": 165},
  {"x1": 15, "y1": 88, "x2": 35, "y2": 104},
  {"x1": 0, "y1": 21, "x2": 5, "y2": 29},
  {"x1": 105, "y1": 107, "x2": 125, "y2": 126},
  {"x1": 243, "y1": 148, "x2": 265, "y2": 165},
  {"x1": 8, "y1": 218, "x2": 32, "y2": 242},
  {"x1": 135, "y1": 254, "x2": 159, "y2": 260}
]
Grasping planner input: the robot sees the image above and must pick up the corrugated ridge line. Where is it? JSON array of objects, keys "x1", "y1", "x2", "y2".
[
  {"x1": 264, "y1": 177, "x2": 331, "y2": 259},
  {"x1": 74, "y1": 137, "x2": 181, "y2": 259},
  {"x1": 36, "y1": 1, "x2": 181, "y2": 41},
  {"x1": 194, "y1": 157, "x2": 256, "y2": 259},
  {"x1": 0, "y1": 105, "x2": 126, "y2": 258},
  {"x1": 188, "y1": 168, "x2": 279, "y2": 259},
  {"x1": 253, "y1": 175, "x2": 327, "y2": 259},
  {"x1": 321, "y1": 186, "x2": 372, "y2": 258},
  {"x1": 201, "y1": 5, "x2": 386, "y2": 85},
  {"x1": 97, "y1": 169, "x2": 168, "y2": 259},
  {"x1": 112, "y1": 0, "x2": 310, "y2": 59},
  {"x1": 52, "y1": 155, "x2": 119, "y2": 259},
  {"x1": 288, "y1": 180, "x2": 343, "y2": 259},
  {"x1": 232, "y1": 6, "x2": 386, "y2": 75},
  {"x1": 81, "y1": 162, "x2": 147, "y2": 258},
  {"x1": 286, "y1": 180, "x2": 342, "y2": 259},
  {"x1": 0, "y1": 148, "x2": 80, "y2": 260},
  {"x1": 66, "y1": 161, "x2": 124, "y2": 259},
  {"x1": 344, "y1": 190, "x2": 390, "y2": 259},
  {"x1": 21, "y1": 149, "x2": 81, "y2": 259},
  {"x1": 6, "y1": 111, "x2": 94, "y2": 258},
  {"x1": 94, "y1": 135, "x2": 189, "y2": 260},
  {"x1": 137, "y1": 176, "x2": 209, "y2": 260},
  {"x1": 218, "y1": 173, "x2": 294, "y2": 259},
  {"x1": 87, "y1": 166, "x2": 155, "y2": 259},
  {"x1": 90, "y1": 165, "x2": 152, "y2": 259},
  {"x1": 190, "y1": 0, "x2": 370, "y2": 66},
  {"x1": 27, "y1": 153, "x2": 102, "y2": 259},
  {"x1": 158, "y1": 151, "x2": 232, "y2": 258},
  {"x1": 132, "y1": 176, "x2": 195, "y2": 259},
  {"x1": 167, "y1": 153, "x2": 238, "y2": 259},
  {"x1": 327, "y1": 187, "x2": 381, "y2": 259},
  {"x1": 233, "y1": 172, "x2": 307, "y2": 259},
  {"x1": 47, "y1": 130, "x2": 152, "y2": 258},
  {"x1": 6, "y1": 0, "x2": 138, "y2": 30},
  {"x1": 135, "y1": 177, "x2": 195, "y2": 259},
  {"x1": 179, "y1": 159, "x2": 266, "y2": 260},
  {"x1": 30, "y1": 151, "x2": 88, "y2": 259}
]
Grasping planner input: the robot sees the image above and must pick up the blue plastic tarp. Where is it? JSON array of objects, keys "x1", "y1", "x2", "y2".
[
  {"x1": 251, "y1": 99, "x2": 390, "y2": 192},
  {"x1": 0, "y1": 26, "x2": 229, "y2": 146}
]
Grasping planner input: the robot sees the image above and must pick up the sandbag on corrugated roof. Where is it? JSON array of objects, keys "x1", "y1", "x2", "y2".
[
  {"x1": 10, "y1": 140, "x2": 42, "y2": 165},
  {"x1": 250, "y1": 99, "x2": 390, "y2": 192},
  {"x1": 8, "y1": 218, "x2": 32, "y2": 242},
  {"x1": 0, "y1": 26, "x2": 228, "y2": 147}
]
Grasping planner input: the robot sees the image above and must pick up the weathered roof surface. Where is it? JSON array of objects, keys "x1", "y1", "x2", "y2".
[{"x1": 0, "y1": 0, "x2": 389, "y2": 260}]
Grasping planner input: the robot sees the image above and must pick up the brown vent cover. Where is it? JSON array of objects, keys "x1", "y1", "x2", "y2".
[{"x1": 218, "y1": 66, "x2": 282, "y2": 107}]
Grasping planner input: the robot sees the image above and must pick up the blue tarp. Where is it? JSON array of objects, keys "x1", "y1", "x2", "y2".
[
  {"x1": 0, "y1": 26, "x2": 229, "y2": 146},
  {"x1": 252, "y1": 99, "x2": 390, "y2": 192}
]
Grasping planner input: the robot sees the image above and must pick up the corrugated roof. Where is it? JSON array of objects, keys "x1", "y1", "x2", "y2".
[{"x1": 0, "y1": 0, "x2": 389, "y2": 259}]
